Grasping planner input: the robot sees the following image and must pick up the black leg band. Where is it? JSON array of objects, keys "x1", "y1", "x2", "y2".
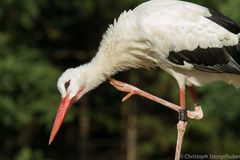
[{"x1": 178, "y1": 108, "x2": 187, "y2": 122}]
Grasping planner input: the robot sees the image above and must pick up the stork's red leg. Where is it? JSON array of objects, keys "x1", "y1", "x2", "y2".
[
  {"x1": 175, "y1": 86, "x2": 204, "y2": 160},
  {"x1": 175, "y1": 88, "x2": 187, "y2": 160},
  {"x1": 189, "y1": 86, "x2": 198, "y2": 104},
  {"x1": 179, "y1": 88, "x2": 186, "y2": 108}
]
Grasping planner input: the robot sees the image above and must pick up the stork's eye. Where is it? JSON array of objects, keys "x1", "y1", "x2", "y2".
[{"x1": 64, "y1": 80, "x2": 71, "y2": 90}]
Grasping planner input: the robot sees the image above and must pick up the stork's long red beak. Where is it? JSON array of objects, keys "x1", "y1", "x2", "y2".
[{"x1": 49, "y1": 95, "x2": 72, "y2": 145}]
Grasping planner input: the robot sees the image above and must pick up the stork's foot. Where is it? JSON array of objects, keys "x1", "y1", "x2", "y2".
[
  {"x1": 109, "y1": 78, "x2": 139, "y2": 102},
  {"x1": 109, "y1": 78, "x2": 182, "y2": 111},
  {"x1": 109, "y1": 78, "x2": 204, "y2": 120}
]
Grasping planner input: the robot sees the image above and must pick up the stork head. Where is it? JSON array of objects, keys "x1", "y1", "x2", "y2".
[
  {"x1": 57, "y1": 67, "x2": 87, "y2": 100},
  {"x1": 49, "y1": 67, "x2": 88, "y2": 145},
  {"x1": 49, "y1": 62, "x2": 106, "y2": 145}
]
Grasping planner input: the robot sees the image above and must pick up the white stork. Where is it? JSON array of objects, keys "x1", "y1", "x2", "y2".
[{"x1": 49, "y1": 0, "x2": 240, "y2": 159}]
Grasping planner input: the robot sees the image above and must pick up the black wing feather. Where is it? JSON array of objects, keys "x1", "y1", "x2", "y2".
[{"x1": 168, "y1": 45, "x2": 240, "y2": 75}]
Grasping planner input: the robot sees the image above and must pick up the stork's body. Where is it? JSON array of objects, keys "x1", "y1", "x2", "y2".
[
  {"x1": 57, "y1": 0, "x2": 240, "y2": 97},
  {"x1": 97, "y1": 0, "x2": 240, "y2": 89},
  {"x1": 49, "y1": 0, "x2": 240, "y2": 159}
]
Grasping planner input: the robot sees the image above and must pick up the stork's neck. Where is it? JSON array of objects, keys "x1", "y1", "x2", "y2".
[{"x1": 79, "y1": 52, "x2": 114, "y2": 92}]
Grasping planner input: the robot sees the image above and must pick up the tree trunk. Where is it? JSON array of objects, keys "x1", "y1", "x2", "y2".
[
  {"x1": 77, "y1": 98, "x2": 90, "y2": 160},
  {"x1": 126, "y1": 104, "x2": 137, "y2": 160},
  {"x1": 125, "y1": 73, "x2": 138, "y2": 160}
]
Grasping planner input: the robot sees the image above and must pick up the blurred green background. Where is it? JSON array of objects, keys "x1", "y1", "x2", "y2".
[{"x1": 0, "y1": 0, "x2": 240, "y2": 159}]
